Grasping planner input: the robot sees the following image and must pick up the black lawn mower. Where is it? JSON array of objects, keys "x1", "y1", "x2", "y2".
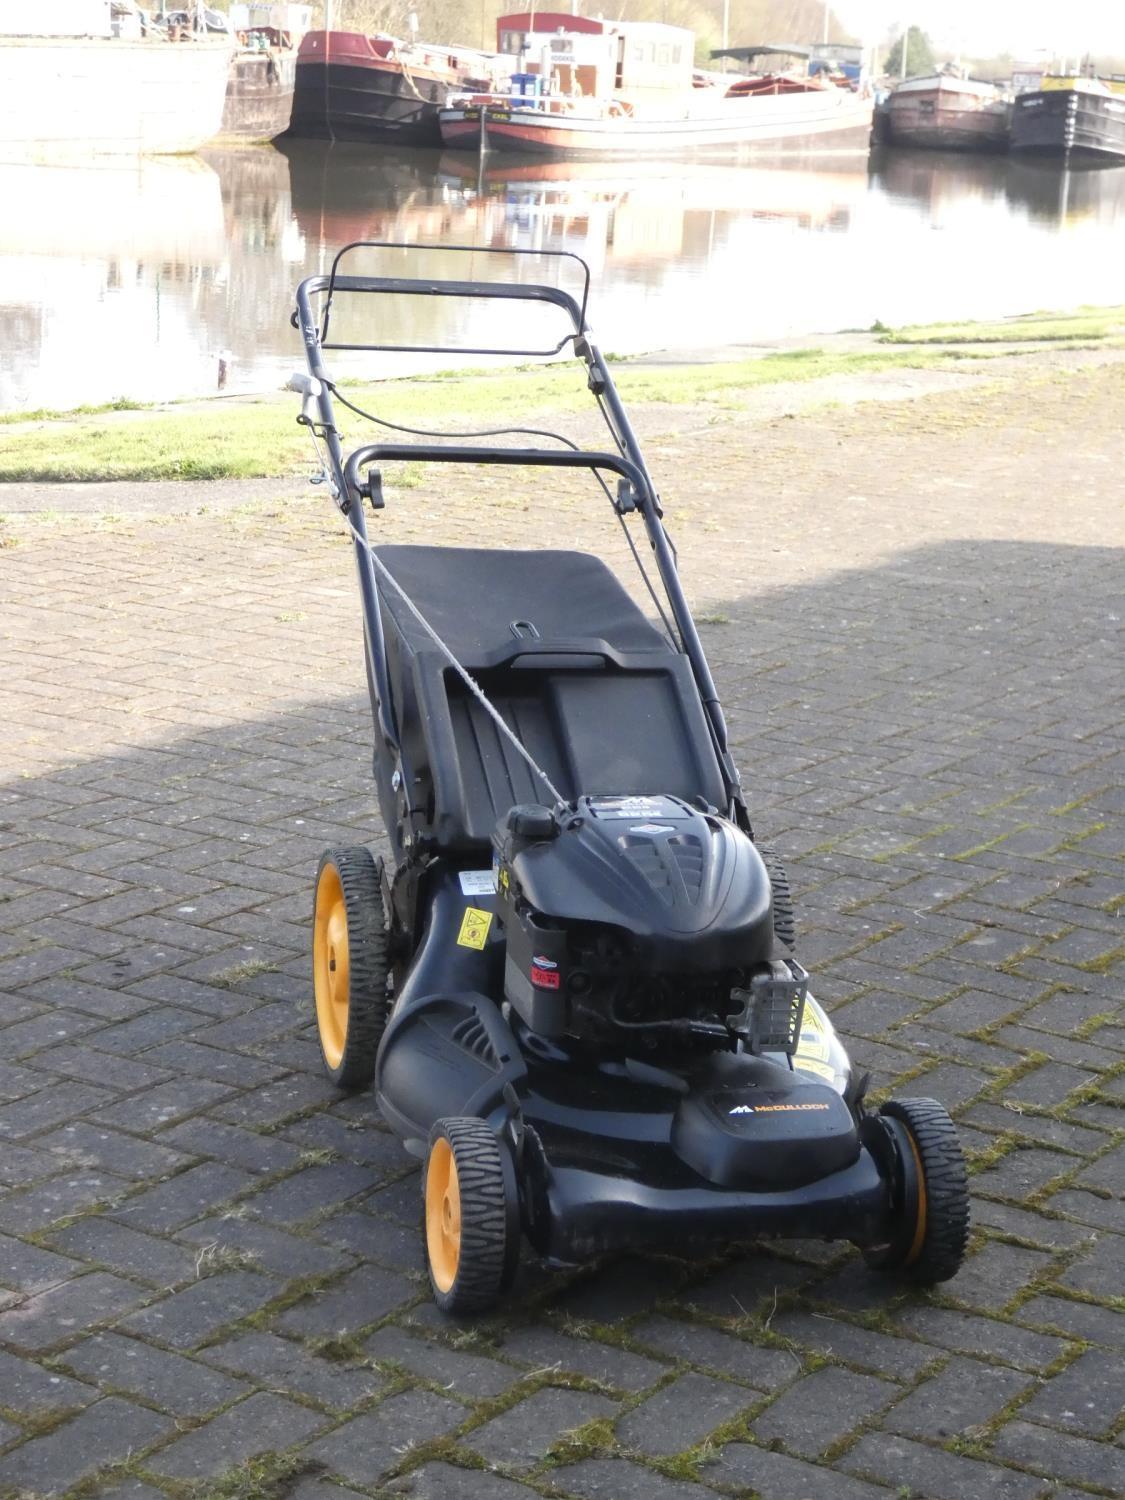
[{"x1": 291, "y1": 243, "x2": 969, "y2": 1313}]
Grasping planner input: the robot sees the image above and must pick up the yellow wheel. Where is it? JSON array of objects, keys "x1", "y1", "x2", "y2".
[
  {"x1": 312, "y1": 847, "x2": 388, "y2": 1089},
  {"x1": 424, "y1": 1117, "x2": 519, "y2": 1314}
]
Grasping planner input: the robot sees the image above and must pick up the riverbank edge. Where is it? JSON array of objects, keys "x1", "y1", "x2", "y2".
[{"x1": 1, "y1": 305, "x2": 1123, "y2": 487}]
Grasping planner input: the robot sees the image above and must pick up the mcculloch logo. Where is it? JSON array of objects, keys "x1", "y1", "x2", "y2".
[{"x1": 729, "y1": 1101, "x2": 832, "y2": 1116}]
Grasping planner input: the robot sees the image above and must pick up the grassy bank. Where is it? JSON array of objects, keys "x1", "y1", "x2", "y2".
[
  {"x1": 877, "y1": 304, "x2": 1125, "y2": 346},
  {"x1": 1, "y1": 306, "x2": 1121, "y2": 484}
]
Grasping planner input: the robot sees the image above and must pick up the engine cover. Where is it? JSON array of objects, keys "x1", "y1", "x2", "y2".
[
  {"x1": 671, "y1": 1053, "x2": 859, "y2": 1188},
  {"x1": 494, "y1": 795, "x2": 777, "y2": 1038}
]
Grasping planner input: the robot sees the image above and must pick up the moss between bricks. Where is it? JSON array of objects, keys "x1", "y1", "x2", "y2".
[{"x1": 208, "y1": 958, "x2": 280, "y2": 989}]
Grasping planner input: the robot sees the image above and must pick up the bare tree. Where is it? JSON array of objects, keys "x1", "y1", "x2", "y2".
[{"x1": 310, "y1": 0, "x2": 854, "y2": 57}]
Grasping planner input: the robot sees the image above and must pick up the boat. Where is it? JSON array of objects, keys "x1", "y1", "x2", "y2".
[
  {"x1": 0, "y1": 2, "x2": 231, "y2": 162},
  {"x1": 221, "y1": 44, "x2": 298, "y2": 140},
  {"x1": 287, "y1": 27, "x2": 505, "y2": 147},
  {"x1": 439, "y1": 15, "x2": 873, "y2": 160},
  {"x1": 1010, "y1": 74, "x2": 1125, "y2": 165},
  {"x1": 878, "y1": 70, "x2": 1009, "y2": 153},
  {"x1": 218, "y1": 3, "x2": 308, "y2": 141}
]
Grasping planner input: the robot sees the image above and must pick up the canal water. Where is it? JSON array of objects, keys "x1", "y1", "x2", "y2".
[{"x1": 2, "y1": 139, "x2": 1125, "y2": 412}]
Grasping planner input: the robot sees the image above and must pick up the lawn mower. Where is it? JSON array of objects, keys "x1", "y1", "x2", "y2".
[{"x1": 291, "y1": 243, "x2": 969, "y2": 1313}]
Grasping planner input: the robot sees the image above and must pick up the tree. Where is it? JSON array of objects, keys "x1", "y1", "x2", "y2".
[
  {"x1": 309, "y1": 1, "x2": 857, "y2": 59},
  {"x1": 884, "y1": 25, "x2": 934, "y2": 78}
]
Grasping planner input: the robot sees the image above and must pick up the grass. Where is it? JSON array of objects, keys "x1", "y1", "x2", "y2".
[
  {"x1": 0, "y1": 394, "x2": 150, "y2": 425},
  {"x1": 0, "y1": 350, "x2": 959, "y2": 483},
  {"x1": 208, "y1": 956, "x2": 279, "y2": 989},
  {"x1": 877, "y1": 303, "x2": 1125, "y2": 346},
  {"x1": 1, "y1": 302, "x2": 1119, "y2": 482},
  {"x1": 0, "y1": 397, "x2": 309, "y2": 483}
]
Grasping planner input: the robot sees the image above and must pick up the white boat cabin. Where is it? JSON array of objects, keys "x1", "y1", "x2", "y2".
[
  {"x1": 0, "y1": 0, "x2": 113, "y2": 35},
  {"x1": 495, "y1": 10, "x2": 693, "y2": 102}
]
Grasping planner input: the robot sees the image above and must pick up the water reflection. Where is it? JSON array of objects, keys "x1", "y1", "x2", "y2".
[
  {"x1": 1004, "y1": 158, "x2": 1125, "y2": 225},
  {"x1": 870, "y1": 145, "x2": 1125, "y2": 227},
  {"x1": 0, "y1": 155, "x2": 229, "y2": 410},
  {"x1": 1, "y1": 140, "x2": 1124, "y2": 412}
]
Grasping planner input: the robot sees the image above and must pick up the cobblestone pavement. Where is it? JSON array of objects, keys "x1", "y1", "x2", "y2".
[{"x1": 0, "y1": 367, "x2": 1122, "y2": 1498}]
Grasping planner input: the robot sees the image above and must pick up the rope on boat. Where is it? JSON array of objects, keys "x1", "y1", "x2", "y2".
[{"x1": 398, "y1": 50, "x2": 427, "y2": 103}]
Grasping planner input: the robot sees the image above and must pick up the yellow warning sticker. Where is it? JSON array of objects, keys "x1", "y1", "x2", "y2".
[{"x1": 457, "y1": 906, "x2": 493, "y2": 950}]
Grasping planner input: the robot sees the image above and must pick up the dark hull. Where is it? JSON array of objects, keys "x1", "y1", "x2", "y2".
[
  {"x1": 884, "y1": 113, "x2": 1008, "y2": 153},
  {"x1": 289, "y1": 59, "x2": 447, "y2": 147},
  {"x1": 219, "y1": 50, "x2": 296, "y2": 141},
  {"x1": 1010, "y1": 89, "x2": 1125, "y2": 164},
  {"x1": 886, "y1": 123, "x2": 1007, "y2": 152},
  {"x1": 880, "y1": 82, "x2": 1009, "y2": 154}
]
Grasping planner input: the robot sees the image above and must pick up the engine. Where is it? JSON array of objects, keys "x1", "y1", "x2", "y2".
[{"x1": 492, "y1": 795, "x2": 797, "y2": 1048}]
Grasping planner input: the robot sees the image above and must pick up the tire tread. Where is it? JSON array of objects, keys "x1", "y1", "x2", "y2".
[
  {"x1": 757, "y1": 843, "x2": 797, "y2": 950},
  {"x1": 315, "y1": 846, "x2": 388, "y2": 1090},
  {"x1": 882, "y1": 1096, "x2": 970, "y2": 1284},
  {"x1": 426, "y1": 1117, "x2": 515, "y2": 1314}
]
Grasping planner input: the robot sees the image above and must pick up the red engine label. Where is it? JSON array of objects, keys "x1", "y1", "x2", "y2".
[{"x1": 531, "y1": 964, "x2": 561, "y2": 989}]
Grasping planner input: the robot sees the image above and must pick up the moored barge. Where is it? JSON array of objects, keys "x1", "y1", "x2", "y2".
[
  {"x1": 0, "y1": 0, "x2": 232, "y2": 161},
  {"x1": 440, "y1": 13, "x2": 873, "y2": 159},
  {"x1": 288, "y1": 28, "x2": 503, "y2": 147},
  {"x1": 1010, "y1": 75, "x2": 1125, "y2": 164},
  {"x1": 880, "y1": 72, "x2": 1009, "y2": 152},
  {"x1": 221, "y1": 47, "x2": 297, "y2": 139}
]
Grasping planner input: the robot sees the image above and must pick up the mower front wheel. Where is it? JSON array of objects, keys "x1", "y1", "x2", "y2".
[
  {"x1": 312, "y1": 846, "x2": 389, "y2": 1090},
  {"x1": 424, "y1": 1117, "x2": 520, "y2": 1315},
  {"x1": 865, "y1": 1097, "x2": 970, "y2": 1284}
]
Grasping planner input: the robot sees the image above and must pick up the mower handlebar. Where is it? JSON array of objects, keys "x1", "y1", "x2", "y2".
[
  {"x1": 293, "y1": 253, "x2": 589, "y2": 358},
  {"x1": 342, "y1": 444, "x2": 654, "y2": 513}
]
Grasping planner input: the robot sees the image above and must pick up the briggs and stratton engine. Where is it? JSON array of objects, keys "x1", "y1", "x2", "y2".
[{"x1": 493, "y1": 795, "x2": 805, "y2": 1048}]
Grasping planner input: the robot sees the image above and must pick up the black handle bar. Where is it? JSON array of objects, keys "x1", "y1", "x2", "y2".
[{"x1": 343, "y1": 444, "x2": 653, "y2": 510}]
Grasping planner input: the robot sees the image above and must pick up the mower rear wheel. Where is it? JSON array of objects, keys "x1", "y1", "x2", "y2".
[
  {"x1": 757, "y1": 844, "x2": 796, "y2": 950},
  {"x1": 424, "y1": 1117, "x2": 519, "y2": 1314},
  {"x1": 312, "y1": 846, "x2": 389, "y2": 1090},
  {"x1": 865, "y1": 1098, "x2": 970, "y2": 1283}
]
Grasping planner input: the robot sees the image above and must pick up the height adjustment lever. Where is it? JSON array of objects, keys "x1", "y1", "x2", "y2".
[
  {"x1": 615, "y1": 477, "x2": 638, "y2": 514},
  {"x1": 356, "y1": 468, "x2": 385, "y2": 510}
]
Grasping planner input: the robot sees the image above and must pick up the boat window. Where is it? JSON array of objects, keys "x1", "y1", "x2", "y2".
[
  {"x1": 631, "y1": 42, "x2": 644, "y2": 62},
  {"x1": 658, "y1": 44, "x2": 670, "y2": 65}
]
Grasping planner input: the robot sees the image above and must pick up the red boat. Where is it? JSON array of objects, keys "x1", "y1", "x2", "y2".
[
  {"x1": 439, "y1": 13, "x2": 872, "y2": 160},
  {"x1": 288, "y1": 29, "x2": 504, "y2": 147}
]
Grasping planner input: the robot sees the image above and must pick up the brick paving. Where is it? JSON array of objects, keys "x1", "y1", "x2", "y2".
[{"x1": 0, "y1": 363, "x2": 1122, "y2": 1497}]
